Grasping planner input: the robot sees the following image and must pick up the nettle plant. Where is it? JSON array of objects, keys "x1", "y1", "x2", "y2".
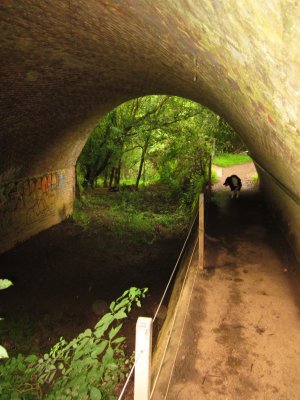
[{"x1": 0, "y1": 287, "x2": 148, "y2": 400}]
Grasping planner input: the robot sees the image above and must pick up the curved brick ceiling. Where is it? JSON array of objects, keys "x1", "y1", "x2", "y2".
[{"x1": 0, "y1": 1, "x2": 300, "y2": 255}]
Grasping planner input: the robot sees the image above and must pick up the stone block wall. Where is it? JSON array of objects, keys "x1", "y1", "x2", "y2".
[{"x1": 0, "y1": 168, "x2": 74, "y2": 253}]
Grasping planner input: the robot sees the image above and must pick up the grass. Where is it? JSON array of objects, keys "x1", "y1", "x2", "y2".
[
  {"x1": 213, "y1": 152, "x2": 252, "y2": 167},
  {"x1": 72, "y1": 185, "x2": 189, "y2": 244},
  {"x1": 252, "y1": 173, "x2": 259, "y2": 186},
  {"x1": 211, "y1": 170, "x2": 218, "y2": 184}
]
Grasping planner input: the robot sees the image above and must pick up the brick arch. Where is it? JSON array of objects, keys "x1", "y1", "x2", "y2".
[{"x1": 1, "y1": 1, "x2": 299, "y2": 256}]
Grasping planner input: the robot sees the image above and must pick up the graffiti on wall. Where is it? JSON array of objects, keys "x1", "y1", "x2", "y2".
[{"x1": 0, "y1": 171, "x2": 67, "y2": 237}]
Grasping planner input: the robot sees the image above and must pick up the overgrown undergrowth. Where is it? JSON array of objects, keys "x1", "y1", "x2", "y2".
[
  {"x1": 0, "y1": 288, "x2": 147, "y2": 400},
  {"x1": 0, "y1": 184, "x2": 193, "y2": 399},
  {"x1": 73, "y1": 184, "x2": 189, "y2": 245}
]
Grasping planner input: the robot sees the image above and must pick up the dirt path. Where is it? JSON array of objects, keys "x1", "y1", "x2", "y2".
[
  {"x1": 159, "y1": 164, "x2": 300, "y2": 399},
  {"x1": 213, "y1": 161, "x2": 257, "y2": 191}
]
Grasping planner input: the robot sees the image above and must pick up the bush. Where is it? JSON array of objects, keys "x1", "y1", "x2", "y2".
[{"x1": 0, "y1": 287, "x2": 148, "y2": 400}]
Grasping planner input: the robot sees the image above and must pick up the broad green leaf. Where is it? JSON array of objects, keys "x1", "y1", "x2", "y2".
[
  {"x1": 90, "y1": 386, "x2": 102, "y2": 400},
  {"x1": 114, "y1": 310, "x2": 127, "y2": 320},
  {"x1": 91, "y1": 340, "x2": 108, "y2": 358},
  {"x1": 106, "y1": 362, "x2": 118, "y2": 370},
  {"x1": 0, "y1": 279, "x2": 13, "y2": 290},
  {"x1": 95, "y1": 313, "x2": 114, "y2": 329},
  {"x1": 113, "y1": 298, "x2": 130, "y2": 312},
  {"x1": 95, "y1": 315, "x2": 115, "y2": 338},
  {"x1": 0, "y1": 345, "x2": 9, "y2": 359},
  {"x1": 109, "y1": 301, "x2": 115, "y2": 312},
  {"x1": 25, "y1": 354, "x2": 38, "y2": 362},
  {"x1": 102, "y1": 346, "x2": 114, "y2": 365},
  {"x1": 112, "y1": 336, "x2": 125, "y2": 344},
  {"x1": 108, "y1": 324, "x2": 123, "y2": 340},
  {"x1": 79, "y1": 328, "x2": 92, "y2": 339}
]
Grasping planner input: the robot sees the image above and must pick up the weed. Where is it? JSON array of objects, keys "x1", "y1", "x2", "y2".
[{"x1": 0, "y1": 288, "x2": 148, "y2": 400}]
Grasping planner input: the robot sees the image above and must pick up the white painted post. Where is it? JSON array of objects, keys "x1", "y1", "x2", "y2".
[
  {"x1": 134, "y1": 317, "x2": 153, "y2": 400},
  {"x1": 199, "y1": 193, "x2": 204, "y2": 269}
]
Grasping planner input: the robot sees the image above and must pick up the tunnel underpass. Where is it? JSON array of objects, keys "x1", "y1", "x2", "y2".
[
  {"x1": 1, "y1": 161, "x2": 300, "y2": 399},
  {"x1": 0, "y1": 0, "x2": 299, "y2": 258},
  {"x1": 1, "y1": 2, "x2": 300, "y2": 398}
]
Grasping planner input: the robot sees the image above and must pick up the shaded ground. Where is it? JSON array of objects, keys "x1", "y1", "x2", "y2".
[
  {"x1": 2, "y1": 164, "x2": 300, "y2": 399},
  {"x1": 157, "y1": 164, "x2": 300, "y2": 399},
  {"x1": 0, "y1": 187, "x2": 186, "y2": 359}
]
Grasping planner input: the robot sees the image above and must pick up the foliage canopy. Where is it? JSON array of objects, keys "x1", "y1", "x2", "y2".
[{"x1": 77, "y1": 95, "x2": 245, "y2": 199}]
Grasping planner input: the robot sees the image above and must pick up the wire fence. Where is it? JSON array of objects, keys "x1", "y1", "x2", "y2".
[
  {"x1": 150, "y1": 237, "x2": 199, "y2": 399},
  {"x1": 117, "y1": 193, "x2": 205, "y2": 399},
  {"x1": 118, "y1": 155, "x2": 299, "y2": 399}
]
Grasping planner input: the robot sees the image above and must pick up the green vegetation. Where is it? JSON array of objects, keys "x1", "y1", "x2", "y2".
[
  {"x1": 77, "y1": 95, "x2": 245, "y2": 200},
  {"x1": 73, "y1": 185, "x2": 188, "y2": 245},
  {"x1": 0, "y1": 278, "x2": 13, "y2": 359},
  {"x1": 210, "y1": 170, "x2": 218, "y2": 185},
  {"x1": 252, "y1": 173, "x2": 259, "y2": 186},
  {"x1": 213, "y1": 152, "x2": 252, "y2": 167},
  {"x1": 1, "y1": 96, "x2": 247, "y2": 399},
  {"x1": 0, "y1": 288, "x2": 147, "y2": 400}
]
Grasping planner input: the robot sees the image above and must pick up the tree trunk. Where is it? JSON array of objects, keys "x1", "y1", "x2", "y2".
[
  {"x1": 115, "y1": 159, "x2": 122, "y2": 188},
  {"x1": 109, "y1": 167, "x2": 115, "y2": 188},
  {"x1": 142, "y1": 159, "x2": 146, "y2": 186},
  {"x1": 135, "y1": 136, "x2": 150, "y2": 190},
  {"x1": 95, "y1": 150, "x2": 113, "y2": 180},
  {"x1": 104, "y1": 170, "x2": 108, "y2": 187}
]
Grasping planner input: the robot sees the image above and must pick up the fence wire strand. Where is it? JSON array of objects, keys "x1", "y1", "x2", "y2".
[
  {"x1": 152, "y1": 208, "x2": 199, "y2": 323},
  {"x1": 150, "y1": 238, "x2": 199, "y2": 398},
  {"x1": 117, "y1": 346, "x2": 144, "y2": 400},
  {"x1": 118, "y1": 193, "x2": 205, "y2": 399},
  {"x1": 163, "y1": 241, "x2": 200, "y2": 399}
]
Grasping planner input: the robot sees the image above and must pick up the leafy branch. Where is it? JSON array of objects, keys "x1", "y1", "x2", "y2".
[{"x1": 0, "y1": 287, "x2": 148, "y2": 400}]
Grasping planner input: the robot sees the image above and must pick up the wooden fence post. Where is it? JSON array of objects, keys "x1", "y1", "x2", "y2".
[
  {"x1": 199, "y1": 193, "x2": 204, "y2": 269},
  {"x1": 134, "y1": 317, "x2": 153, "y2": 400}
]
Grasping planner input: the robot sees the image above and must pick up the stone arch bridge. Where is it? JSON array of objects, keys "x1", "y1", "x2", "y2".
[{"x1": 0, "y1": 1, "x2": 299, "y2": 257}]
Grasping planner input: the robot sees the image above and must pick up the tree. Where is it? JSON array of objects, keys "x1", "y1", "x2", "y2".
[
  {"x1": 78, "y1": 96, "x2": 202, "y2": 189},
  {"x1": 77, "y1": 95, "x2": 242, "y2": 194}
]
